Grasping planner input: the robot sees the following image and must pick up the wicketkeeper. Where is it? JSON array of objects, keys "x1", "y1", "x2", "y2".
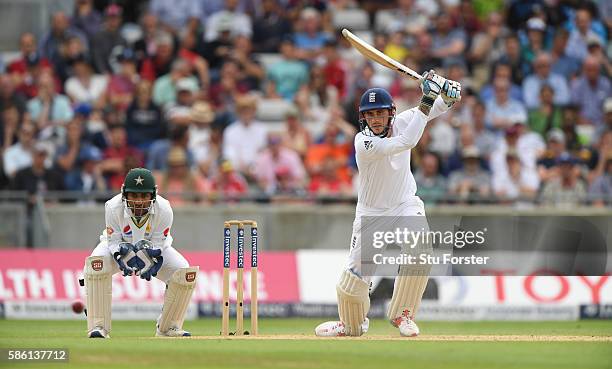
[{"x1": 83, "y1": 167, "x2": 198, "y2": 338}]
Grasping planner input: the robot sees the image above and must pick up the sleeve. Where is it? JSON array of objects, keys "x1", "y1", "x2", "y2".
[
  {"x1": 151, "y1": 203, "x2": 173, "y2": 250},
  {"x1": 105, "y1": 202, "x2": 123, "y2": 255},
  {"x1": 356, "y1": 97, "x2": 449, "y2": 162}
]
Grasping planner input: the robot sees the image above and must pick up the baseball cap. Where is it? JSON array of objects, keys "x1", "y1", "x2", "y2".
[
  {"x1": 546, "y1": 128, "x2": 565, "y2": 144},
  {"x1": 462, "y1": 146, "x2": 481, "y2": 159},
  {"x1": 526, "y1": 17, "x2": 546, "y2": 32},
  {"x1": 176, "y1": 78, "x2": 199, "y2": 93}
]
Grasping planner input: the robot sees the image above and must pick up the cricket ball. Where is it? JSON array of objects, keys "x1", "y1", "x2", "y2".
[{"x1": 72, "y1": 300, "x2": 85, "y2": 314}]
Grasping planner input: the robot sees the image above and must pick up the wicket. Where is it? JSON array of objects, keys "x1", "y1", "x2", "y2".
[{"x1": 222, "y1": 220, "x2": 258, "y2": 336}]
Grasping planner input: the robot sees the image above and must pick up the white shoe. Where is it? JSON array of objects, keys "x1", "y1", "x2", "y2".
[
  {"x1": 88, "y1": 326, "x2": 109, "y2": 338},
  {"x1": 390, "y1": 309, "x2": 420, "y2": 337},
  {"x1": 156, "y1": 326, "x2": 191, "y2": 337},
  {"x1": 315, "y1": 318, "x2": 369, "y2": 337}
]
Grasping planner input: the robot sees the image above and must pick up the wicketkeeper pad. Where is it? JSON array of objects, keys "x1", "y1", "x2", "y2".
[
  {"x1": 157, "y1": 267, "x2": 198, "y2": 333},
  {"x1": 84, "y1": 256, "x2": 112, "y2": 334},
  {"x1": 386, "y1": 265, "x2": 430, "y2": 321},
  {"x1": 336, "y1": 269, "x2": 370, "y2": 336}
]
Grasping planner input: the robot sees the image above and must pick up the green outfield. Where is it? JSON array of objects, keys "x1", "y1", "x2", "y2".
[{"x1": 0, "y1": 319, "x2": 611, "y2": 369}]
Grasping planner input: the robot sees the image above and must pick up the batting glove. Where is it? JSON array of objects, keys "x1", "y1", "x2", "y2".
[
  {"x1": 441, "y1": 79, "x2": 461, "y2": 106},
  {"x1": 420, "y1": 70, "x2": 446, "y2": 115}
]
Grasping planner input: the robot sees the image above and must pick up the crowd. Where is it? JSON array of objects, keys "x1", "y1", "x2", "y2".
[{"x1": 0, "y1": 0, "x2": 610, "y2": 207}]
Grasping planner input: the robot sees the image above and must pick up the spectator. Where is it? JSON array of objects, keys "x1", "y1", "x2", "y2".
[
  {"x1": 484, "y1": 78, "x2": 527, "y2": 131},
  {"x1": 7, "y1": 33, "x2": 52, "y2": 99},
  {"x1": 281, "y1": 107, "x2": 311, "y2": 159},
  {"x1": 522, "y1": 52, "x2": 569, "y2": 109},
  {"x1": 589, "y1": 153, "x2": 612, "y2": 207},
  {"x1": 537, "y1": 128, "x2": 567, "y2": 184},
  {"x1": 107, "y1": 48, "x2": 139, "y2": 112},
  {"x1": 155, "y1": 147, "x2": 210, "y2": 205},
  {"x1": 178, "y1": 30, "x2": 211, "y2": 90},
  {"x1": 471, "y1": 100, "x2": 497, "y2": 160},
  {"x1": 39, "y1": 11, "x2": 88, "y2": 67},
  {"x1": 305, "y1": 121, "x2": 353, "y2": 186},
  {"x1": 479, "y1": 62, "x2": 523, "y2": 103},
  {"x1": 570, "y1": 56, "x2": 611, "y2": 126},
  {"x1": 308, "y1": 155, "x2": 352, "y2": 196},
  {"x1": 585, "y1": 34, "x2": 612, "y2": 78},
  {"x1": 64, "y1": 54, "x2": 108, "y2": 106},
  {"x1": 147, "y1": 125, "x2": 194, "y2": 171},
  {"x1": 140, "y1": 31, "x2": 177, "y2": 82},
  {"x1": 126, "y1": 80, "x2": 165, "y2": 150},
  {"x1": 430, "y1": 12, "x2": 467, "y2": 66},
  {"x1": 293, "y1": 8, "x2": 330, "y2": 61},
  {"x1": 414, "y1": 152, "x2": 447, "y2": 204},
  {"x1": 210, "y1": 160, "x2": 249, "y2": 198},
  {"x1": 55, "y1": 118, "x2": 94, "y2": 174},
  {"x1": 133, "y1": 12, "x2": 163, "y2": 61},
  {"x1": 540, "y1": 152, "x2": 587, "y2": 207},
  {"x1": 448, "y1": 146, "x2": 491, "y2": 202},
  {"x1": 252, "y1": 0, "x2": 292, "y2": 52},
  {"x1": 205, "y1": 0, "x2": 252, "y2": 42},
  {"x1": 565, "y1": 7, "x2": 604, "y2": 61},
  {"x1": 149, "y1": 0, "x2": 201, "y2": 35},
  {"x1": 254, "y1": 133, "x2": 306, "y2": 195},
  {"x1": 550, "y1": 29, "x2": 581, "y2": 80},
  {"x1": 295, "y1": 65, "x2": 340, "y2": 124},
  {"x1": 188, "y1": 101, "x2": 215, "y2": 170},
  {"x1": 165, "y1": 78, "x2": 197, "y2": 126},
  {"x1": 527, "y1": 84, "x2": 563, "y2": 137},
  {"x1": 100, "y1": 124, "x2": 143, "y2": 190},
  {"x1": 446, "y1": 124, "x2": 487, "y2": 174},
  {"x1": 493, "y1": 148, "x2": 539, "y2": 201},
  {"x1": 428, "y1": 117, "x2": 456, "y2": 159},
  {"x1": 0, "y1": 75, "x2": 26, "y2": 116},
  {"x1": 222, "y1": 94, "x2": 267, "y2": 176},
  {"x1": 90, "y1": 5, "x2": 127, "y2": 74},
  {"x1": 27, "y1": 73, "x2": 74, "y2": 139},
  {"x1": 3, "y1": 122, "x2": 37, "y2": 178},
  {"x1": 322, "y1": 39, "x2": 348, "y2": 100},
  {"x1": 468, "y1": 12, "x2": 508, "y2": 72},
  {"x1": 266, "y1": 37, "x2": 309, "y2": 100},
  {"x1": 52, "y1": 35, "x2": 88, "y2": 83},
  {"x1": 229, "y1": 35, "x2": 265, "y2": 92},
  {"x1": 520, "y1": 18, "x2": 549, "y2": 65},
  {"x1": 152, "y1": 59, "x2": 198, "y2": 108},
  {"x1": 498, "y1": 33, "x2": 529, "y2": 85},
  {"x1": 64, "y1": 145, "x2": 106, "y2": 193},
  {"x1": 207, "y1": 59, "x2": 247, "y2": 112},
  {"x1": 71, "y1": 0, "x2": 103, "y2": 40},
  {"x1": 11, "y1": 141, "x2": 64, "y2": 201},
  {"x1": 380, "y1": 0, "x2": 429, "y2": 35}
]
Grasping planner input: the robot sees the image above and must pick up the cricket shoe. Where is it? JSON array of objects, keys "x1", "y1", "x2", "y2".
[
  {"x1": 88, "y1": 326, "x2": 110, "y2": 338},
  {"x1": 315, "y1": 318, "x2": 369, "y2": 337},
  {"x1": 156, "y1": 326, "x2": 191, "y2": 337},
  {"x1": 391, "y1": 309, "x2": 420, "y2": 337}
]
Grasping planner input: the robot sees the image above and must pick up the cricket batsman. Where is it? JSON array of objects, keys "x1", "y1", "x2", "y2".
[
  {"x1": 315, "y1": 71, "x2": 461, "y2": 337},
  {"x1": 83, "y1": 168, "x2": 198, "y2": 338}
]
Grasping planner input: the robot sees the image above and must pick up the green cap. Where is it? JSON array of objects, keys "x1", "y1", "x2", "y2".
[{"x1": 123, "y1": 168, "x2": 156, "y2": 193}]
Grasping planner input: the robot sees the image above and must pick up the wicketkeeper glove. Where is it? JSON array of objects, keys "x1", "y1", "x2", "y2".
[
  {"x1": 132, "y1": 239, "x2": 164, "y2": 281},
  {"x1": 113, "y1": 242, "x2": 137, "y2": 276}
]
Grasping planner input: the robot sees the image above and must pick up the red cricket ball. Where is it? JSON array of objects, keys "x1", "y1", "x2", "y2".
[{"x1": 72, "y1": 300, "x2": 85, "y2": 314}]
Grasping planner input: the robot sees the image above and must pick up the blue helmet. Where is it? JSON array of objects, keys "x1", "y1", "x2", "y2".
[{"x1": 358, "y1": 87, "x2": 396, "y2": 137}]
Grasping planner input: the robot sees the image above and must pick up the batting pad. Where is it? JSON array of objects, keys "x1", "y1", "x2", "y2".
[
  {"x1": 386, "y1": 265, "x2": 430, "y2": 321},
  {"x1": 336, "y1": 269, "x2": 370, "y2": 336},
  {"x1": 158, "y1": 267, "x2": 198, "y2": 333},
  {"x1": 84, "y1": 256, "x2": 112, "y2": 333}
]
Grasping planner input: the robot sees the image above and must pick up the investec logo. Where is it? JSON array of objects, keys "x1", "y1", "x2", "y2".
[{"x1": 369, "y1": 92, "x2": 376, "y2": 102}]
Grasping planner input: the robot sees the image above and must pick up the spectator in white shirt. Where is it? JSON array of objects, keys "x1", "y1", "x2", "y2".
[
  {"x1": 485, "y1": 78, "x2": 527, "y2": 132},
  {"x1": 493, "y1": 148, "x2": 539, "y2": 201},
  {"x1": 222, "y1": 94, "x2": 266, "y2": 178},
  {"x1": 64, "y1": 54, "x2": 108, "y2": 107},
  {"x1": 205, "y1": 0, "x2": 252, "y2": 42},
  {"x1": 3, "y1": 122, "x2": 36, "y2": 178}
]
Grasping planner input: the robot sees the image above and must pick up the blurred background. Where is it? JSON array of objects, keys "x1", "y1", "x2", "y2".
[{"x1": 0, "y1": 0, "x2": 610, "y2": 322}]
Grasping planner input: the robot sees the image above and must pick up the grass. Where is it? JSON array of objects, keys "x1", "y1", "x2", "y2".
[{"x1": 0, "y1": 319, "x2": 610, "y2": 369}]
